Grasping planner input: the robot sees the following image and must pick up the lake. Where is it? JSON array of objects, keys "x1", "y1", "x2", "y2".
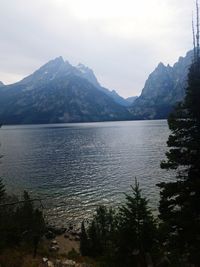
[{"x1": 0, "y1": 120, "x2": 174, "y2": 226}]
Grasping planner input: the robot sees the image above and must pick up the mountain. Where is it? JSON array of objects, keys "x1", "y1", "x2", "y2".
[
  {"x1": 76, "y1": 63, "x2": 130, "y2": 106},
  {"x1": 0, "y1": 58, "x2": 131, "y2": 124},
  {"x1": 129, "y1": 50, "x2": 193, "y2": 119},
  {"x1": 76, "y1": 63, "x2": 101, "y2": 88},
  {"x1": 126, "y1": 96, "x2": 138, "y2": 105},
  {"x1": 100, "y1": 88, "x2": 131, "y2": 106},
  {"x1": 0, "y1": 81, "x2": 5, "y2": 88}
]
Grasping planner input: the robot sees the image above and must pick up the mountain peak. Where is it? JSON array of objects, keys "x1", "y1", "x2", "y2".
[
  {"x1": 54, "y1": 56, "x2": 64, "y2": 62},
  {"x1": 40, "y1": 56, "x2": 65, "y2": 69},
  {"x1": 130, "y1": 50, "x2": 193, "y2": 120},
  {"x1": 64, "y1": 60, "x2": 71, "y2": 66},
  {"x1": 76, "y1": 63, "x2": 90, "y2": 74},
  {"x1": 0, "y1": 81, "x2": 4, "y2": 87},
  {"x1": 157, "y1": 62, "x2": 166, "y2": 69},
  {"x1": 19, "y1": 56, "x2": 66, "y2": 86},
  {"x1": 76, "y1": 63, "x2": 100, "y2": 87},
  {"x1": 0, "y1": 60, "x2": 131, "y2": 124},
  {"x1": 77, "y1": 63, "x2": 86, "y2": 68},
  {"x1": 7, "y1": 56, "x2": 128, "y2": 107}
]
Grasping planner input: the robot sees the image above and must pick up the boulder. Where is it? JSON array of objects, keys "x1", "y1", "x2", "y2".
[
  {"x1": 62, "y1": 259, "x2": 76, "y2": 267},
  {"x1": 47, "y1": 226, "x2": 66, "y2": 235},
  {"x1": 64, "y1": 234, "x2": 69, "y2": 239},
  {"x1": 49, "y1": 245, "x2": 59, "y2": 252},
  {"x1": 42, "y1": 257, "x2": 48, "y2": 263},
  {"x1": 71, "y1": 231, "x2": 78, "y2": 236},
  {"x1": 55, "y1": 259, "x2": 62, "y2": 267},
  {"x1": 47, "y1": 261, "x2": 55, "y2": 267},
  {"x1": 54, "y1": 227, "x2": 66, "y2": 235},
  {"x1": 45, "y1": 231, "x2": 56, "y2": 239}
]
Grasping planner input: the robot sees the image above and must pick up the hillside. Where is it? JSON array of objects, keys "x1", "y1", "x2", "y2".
[
  {"x1": 0, "y1": 58, "x2": 131, "y2": 124},
  {"x1": 130, "y1": 50, "x2": 192, "y2": 119}
]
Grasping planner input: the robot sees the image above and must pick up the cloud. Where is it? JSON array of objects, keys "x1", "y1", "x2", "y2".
[{"x1": 0, "y1": 0, "x2": 193, "y2": 97}]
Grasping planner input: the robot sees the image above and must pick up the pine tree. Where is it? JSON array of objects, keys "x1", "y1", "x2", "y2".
[
  {"x1": 158, "y1": 2, "x2": 200, "y2": 265},
  {"x1": 116, "y1": 180, "x2": 157, "y2": 267},
  {"x1": 88, "y1": 220, "x2": 101, "y2": 257},
  {"x1": 80, "y1": 221, "x2": 89, "y2": 256},
  {"x1": 86, "y1": 205, "x2": 117, "y2": 259},
  {"x1": 32, "y1": 208, "x2": 45, "y2": 258},
  {"x1": 0, "y1": 178, "x2": 5, "y2": 203},
  {"x1": 14, "y1": 191, "x2": 45, "y2": 256}
]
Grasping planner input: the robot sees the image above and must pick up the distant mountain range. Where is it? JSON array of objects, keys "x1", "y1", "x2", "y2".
[
  {"x1": 0, "y1": 50, "x2": 193, "y2": 124},
  {"x1": 0, "y1": 58, "x2": 132, "y2": 124},
  {"x1": 129, "y1": 50, "x2": 193, "y2": 119}
]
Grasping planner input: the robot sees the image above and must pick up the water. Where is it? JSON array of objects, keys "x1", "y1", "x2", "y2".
[{"x1": 0, "y1": 120, "x2": 173, "y2": 226}]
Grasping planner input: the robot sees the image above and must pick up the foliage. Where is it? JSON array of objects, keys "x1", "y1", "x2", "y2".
[
  {"x1": 0, "y1": 182, "x2": 46, "y2": 258},
  {"x1": 116, "y1": 180, "x2": 157, "y2": 267},
  {"x1": 80, "y1": 181, "x2": 158, "y2": 267},
  {"x1": 158, "y1": 26, "x2": 200, "y2": 266},
  {"x1": 0, "y1": 177, "x2": 5, "y2": 203},
  {"x1": 83, "y1": 206, "x2": 117, "y2": 259},
  {"x1": 80, "y1": 221, "x2": 90, "y2": 256},
  {"x1": 67, "y1": 248, "x2": 80, "y2": 260}
]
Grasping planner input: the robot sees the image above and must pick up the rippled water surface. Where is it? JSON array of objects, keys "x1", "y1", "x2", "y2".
[{"x1": 0, "y1": 120, "x2": 173, "y2": 225}]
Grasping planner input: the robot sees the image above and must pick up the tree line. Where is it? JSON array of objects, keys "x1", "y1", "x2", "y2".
[
  {"x1": 80, "y1": 181, "x2": 159, "y2": 267},
  {"x1": 0, "y1": 181, "x2": 45, "y2": 258}
]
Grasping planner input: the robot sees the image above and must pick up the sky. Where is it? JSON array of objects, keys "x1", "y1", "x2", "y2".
[{"x1": 0, "y1": 0, "x2": 194, "y2": 97}]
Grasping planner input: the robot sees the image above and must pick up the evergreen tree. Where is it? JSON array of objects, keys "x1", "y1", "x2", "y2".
[
  {"x1": 85, "y1": 206, "x2": 117, "y2": 259},
  {"x1": 158, "y1": 2, "x2": 200, "y2": 265},
  {"x1": 31, "y1": 208, "x2": 45, "y2": 257},
  {"x1": 116, "y1": 180, "x2": 157, "y2": 267},
  {"x1": 0, "y1": 178, "x2": 5, "y2": 203},
  {"x1": 88, "y1": 220, "x2": 101, "y2": 257},
  {"x1": 80, "y1": 221, "x2": 90, "y2": 256},
  {"x1": 0, "y1": 178, "x2": 6, "y2": 249},
  {"x1": 17, "y1": 191, "x2": 45, "y2": 257}
]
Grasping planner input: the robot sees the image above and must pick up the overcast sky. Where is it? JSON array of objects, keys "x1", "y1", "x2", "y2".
[{"x1": 0, "y1": 0, "x2": 194, "y2": 97}]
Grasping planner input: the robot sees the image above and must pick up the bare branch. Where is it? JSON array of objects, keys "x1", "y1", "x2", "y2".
[
  {"x1": 192, "y1": 13, "x2": 197, "y2": 61},
  {"x1": 196, "y1": 0, "x2": 200, "y2": 59},
  {"x1": 0, "y1": 198, "x2": 44, "y2": 208}
]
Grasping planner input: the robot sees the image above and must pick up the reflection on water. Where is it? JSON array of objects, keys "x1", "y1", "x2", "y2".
[{"x1": 0, "y1": 120, "x2": 173, "y2": 226}]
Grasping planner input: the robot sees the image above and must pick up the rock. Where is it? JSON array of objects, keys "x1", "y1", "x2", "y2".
[
  {"x1": 45, "y1": 231, "x2": 56, "y2": 239},
  {"x1": 62, "y1": 259, "x2": 76, "y2": 267},
  {"x1": 69, "y1": 224, "x2": 73, "y2": 231},
  {"x1": 71, "y1": 231, "x2": 77, "y2": 236},
  {"x1": 47, "y1": 261, "x2": 55, "y2": 267},
  {"x1": 76, "y1": 231, "x2": 81, "y2": 237},
  {"x1": 55, "y1": 245, "x2": 60, "y2": 251},
  {"x1": 51, "y1": 240, "x2": 58, "y2": 245},
  {"x1": 64, "y1": 234, "x2": 69, "y2": 239},
  {"x1": 42, "y1": 257, "x2": 48, "y2": 263},
  {"x1": 54, "y1": 227, "x2": 66, "y2": 235},
  {"x1": 47, "y1": 226, "x2": 66, "y2": 235},
  {"x1": 49, "y1": 245, "x2": 59, "y2": 252},
  {"x1": 78, "y1": 264, "x2": 92, "y2": 267},
  {"x1": 55, "y1": 259, "x2": 62, "y2": 267}
]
